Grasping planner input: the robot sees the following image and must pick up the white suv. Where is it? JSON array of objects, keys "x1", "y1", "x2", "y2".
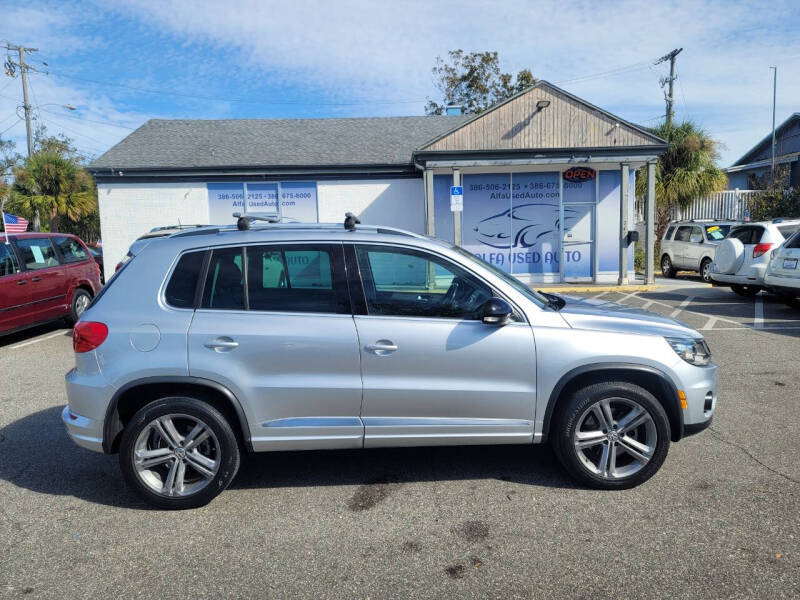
[
  {"x1": 710, "y1": 220, "x2": 800, "y2": 296},
  {"x1": 764, "y1": 228, "x2": 800, "y2": 307},
  {"x1": 660, "y1": 221, "x2": 738, "y2": 283}
]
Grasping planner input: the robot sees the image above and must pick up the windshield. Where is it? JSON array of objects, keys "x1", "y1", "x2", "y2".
[
  {"x1": 451, "y1": 246, "x2": 548, "y2": 307},
  {"x1": 705, "y1": 225, "x2": 731, "y2": 240}
]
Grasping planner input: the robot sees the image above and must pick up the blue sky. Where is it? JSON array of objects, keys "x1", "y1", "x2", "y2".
[{"x1": 1, "y1": 0, "x2": 799, "y2": 167}]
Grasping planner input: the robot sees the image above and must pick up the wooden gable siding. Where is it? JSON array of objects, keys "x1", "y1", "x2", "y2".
[{"x1": 423, "y1": 84, "x2": 658, "y2": 152}]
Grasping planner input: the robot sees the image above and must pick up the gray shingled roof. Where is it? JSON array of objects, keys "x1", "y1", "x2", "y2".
[{"x1": 90, "y1": 116, "x2": 471, "y2": 170}]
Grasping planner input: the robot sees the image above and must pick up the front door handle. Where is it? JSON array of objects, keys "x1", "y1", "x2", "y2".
[
  {"x1": 17, "y1": 280, "x2": 27, "y2": 286},
  {"x1": 204, "y1": 337, "x2": 239, "y2": 352},
  {"x1": 365, "y1": 340, "x2": 398, "y2": 356},
  {"x1": 30, "y1": 276, "x2": 42, "y2": 282}
]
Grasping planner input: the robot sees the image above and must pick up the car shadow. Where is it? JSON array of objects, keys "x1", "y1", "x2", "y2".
[
  {"x1": 0, "y1": 407, "x2": 579, "y2": 511},
  {"x1": 0, "y1": 321, "x2": 71, "y2": 348}
]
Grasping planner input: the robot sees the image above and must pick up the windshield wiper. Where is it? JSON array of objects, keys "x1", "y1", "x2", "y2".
[{"x1": 541, "y1": 292, "x2": 566, "y2": 311}]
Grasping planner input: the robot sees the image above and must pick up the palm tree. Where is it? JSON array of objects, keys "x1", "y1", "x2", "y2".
[
  {"x1": 8, "y1": 152, "x2": 96, "y2": 233},
  {"x1": 636, "y1": 120, "x2": 728, "y2": 237}
]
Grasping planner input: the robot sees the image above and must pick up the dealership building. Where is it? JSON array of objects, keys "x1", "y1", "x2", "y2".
[{"x1": 90, "y1": 81, "x2": 666, "y2": 284}]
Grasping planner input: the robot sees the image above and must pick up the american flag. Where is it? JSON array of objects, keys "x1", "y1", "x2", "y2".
[{"x1": 2, "y1": 212, "x2": 29, "y2": 234}]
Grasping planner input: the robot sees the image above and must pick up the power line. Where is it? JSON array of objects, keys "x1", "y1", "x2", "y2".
[
  {"x1": 0, "y1": 117, "x2": 21, "y2": 136},
  {"x1": 554, "y1": 57, "x2": 660, "y2": 86},
  {"x1": 47, "y1": 69, "x2": 427, "y2": 107},
  {"x1": 37, "y1": 106, "x2": 136, "y2": 130}
]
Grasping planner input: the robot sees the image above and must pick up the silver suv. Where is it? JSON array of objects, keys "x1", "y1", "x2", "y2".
[
  {"x1": 660, "y1": 220, "x2": 738, "y2": 282},
  {"x1": 63, "y1": 220, "x2": 717, "y2": 509}
]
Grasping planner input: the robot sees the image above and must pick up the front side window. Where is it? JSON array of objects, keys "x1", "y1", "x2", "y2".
[
  {"x1": 0, "y1": 244, "x2": 19, "y2": 277},
  {"x1": 246, "y1": 244, "x2": 347, "y2": 313},
  {"x1": 53, "y1": 236, "x2": 88, "y2": 263},
  {"x1": 15, "y1": 238, "x2": 58, "y2": 270},
  {"x1": 201, "y1": 247, "x2": 244, "y2": 310},
  {"x1": 355, "y1": 245, "x2": 492, "y2": 319}
]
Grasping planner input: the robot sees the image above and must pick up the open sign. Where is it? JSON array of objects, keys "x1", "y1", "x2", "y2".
[{"x1": 563, "y1": 167, "x2": 596, "y2": 183}]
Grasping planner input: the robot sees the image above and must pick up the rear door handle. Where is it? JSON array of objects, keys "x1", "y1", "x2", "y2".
[
  {"x1": 365, "y1": 340, "x2": 398, "y2": 355},
  {"x1": 31, "y1": 277, "x2": 42, "y2": 282},
  {"x1": 204, "y1": 337, "x2": 239, "y2": 352}
]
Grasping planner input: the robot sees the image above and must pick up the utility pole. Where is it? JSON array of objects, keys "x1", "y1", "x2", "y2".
[
  {"x1": 3, "y1": 43, "x2": 40, "y2": 229},
  {"x1": 3, "y1": 43, "x2": 39, "y2": 156},
  {"x1": 770, "y1": 66, "x2": 777, "y2": 181},
  {"x1": 655, "y1": 48, "x2": 683, "y2": 126}
]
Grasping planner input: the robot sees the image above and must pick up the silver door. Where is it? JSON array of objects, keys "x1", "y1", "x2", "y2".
[
  {"x1": 351, "y1": 243, "x2": 536, "y2": 447},
  {"x1": 187, "y1": 243, "x2": 363, "y2": 451}
]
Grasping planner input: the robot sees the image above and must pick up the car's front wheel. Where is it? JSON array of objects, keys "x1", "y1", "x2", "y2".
[
  {"x1": 119, "y1": 397, "x2": 240, "y2": 509},
  {"x1": 552, "y1": 382, "x2": 671, "y2": 489}
]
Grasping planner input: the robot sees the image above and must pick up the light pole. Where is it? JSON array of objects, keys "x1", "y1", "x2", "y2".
[{"x1": 770, "y1": 66, "x2": 777, "y2": 181}]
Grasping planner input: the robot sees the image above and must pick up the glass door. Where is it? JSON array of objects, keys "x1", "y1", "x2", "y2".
[{"x1": 562, "y1": 202, "x2": 595, "y2": 282}]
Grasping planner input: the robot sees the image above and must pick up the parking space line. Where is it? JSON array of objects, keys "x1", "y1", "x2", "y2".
[
  {"x1": 701, "y1": 316, "x2": 718, "y2": 330},
  {"x1": 617, "y1": 291, "x2": 639, "y2": 303},
  {"x1": 642, "y1": 300, "x2": 655, "y2": 309},
  {"x1": 9, "y1": 330, "x2": 68, "y2": 350},
  {"x1": 670, "y1": 296, "x2": 694, "y2": 318},
  {"x1": 592, "y1": 292, "x2": 608, "y2": 300},
  {"x1": 754, "y1": 296, "x2": 764, "y2": 329}
]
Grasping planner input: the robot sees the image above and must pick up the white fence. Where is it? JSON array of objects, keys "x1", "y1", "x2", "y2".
[{"x1": 635, "y1": 189, "x2": 761, "y2": 223}]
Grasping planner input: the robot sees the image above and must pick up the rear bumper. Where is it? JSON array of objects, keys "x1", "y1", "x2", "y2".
[
  {"x1": 764, "y1": 272, "x2": 800, "y2": 292},
  {"x1": 61, "y1": 405, "x2": 104, "y2": 452},
  {"x1": 710, "y1": 264, "x2": 767, "y2": 286}
]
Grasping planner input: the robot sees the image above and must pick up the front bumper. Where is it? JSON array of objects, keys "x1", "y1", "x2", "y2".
[
  {"x1": 61, "y1": 405, "x2": 104, "y2": 452},
  {"x1": 673, "y1": 359, "x2": 718, "y2": 434}
]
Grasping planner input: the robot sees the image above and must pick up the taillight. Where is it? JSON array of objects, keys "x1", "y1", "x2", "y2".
[
  {"x1": 73, "y1": 322, "x2": 108, "y2": 353},
  {"x1": 753, "y1": 243, "x2": 773, "y2": 259}
]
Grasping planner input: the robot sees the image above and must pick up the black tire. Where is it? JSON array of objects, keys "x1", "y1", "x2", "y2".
[
  {"x1": 552, "y1": 381, "x2": 671, "y2": 490},
  {"x1": 700, "y1": 258, "x2": 713, "y2": 283},
  {"x1": 661, "y1": 255, "x2": 676, "y2": 278},
  {"x1": 65, "y1": 288, "x2": 92, "y2": 326},
  {"x1": 780, "y1": 293, "x2": 800, "y2": 308},
  {"x1": 119, "y1": 397, "x2": 240, "y2": 510},
  {"x1": 731, "y1": 284, "x2": 761, "y2": 297}
]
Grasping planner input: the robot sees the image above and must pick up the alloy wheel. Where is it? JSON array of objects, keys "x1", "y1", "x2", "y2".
[
  {"x1": 573, "y1": 397, "x2": 657, "y2": 479},
  {"x1": 75, "y1": 293, "x2": 90, "y2": 316},
  {"x1": 132, "y1": 414, "x2": 221, "y2": 497}
]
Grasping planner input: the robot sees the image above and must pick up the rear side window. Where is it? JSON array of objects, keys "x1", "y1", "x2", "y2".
[
  {"x1": 246, "y1": 244, "x2": 348, "y2": 313},
  {"x1": 165, "y1": 251, "x2": 205, "y2": 308},
  {"x1": 0, "y1": 244, "x2": 19, "y2": 277},
  {"x1": 53, "y1": 236, "x2": 88, "y2": 263},
  {"x1": 730, "y1": 227, "x2": 764, "y2": 245},
  {"x1": 15, "y1": 238, "x2": 59, "y2": 270},
  {"x1": 664, "y1": 226, "x2": 675, "y2": 241},
  {"x1": 705, "y1": 225, "x2": 730, "y2": 240},
  {"x1": 674, "y1": 226, "x2": 692, "y2": 242},
  {"x1": 201, "y1": 247, "x2": 244, "y2": 310}
]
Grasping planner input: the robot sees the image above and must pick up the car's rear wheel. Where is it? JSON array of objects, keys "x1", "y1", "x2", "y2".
[
  {"x1": 661, "y1": 255, "x2": 676, "y2": 278},
  {"x1": 119, "y1": 397, "x2": 240, "y2": 509},
  {"x1": 65, "y1": 288, "x2": 92, "y2": 326},
  {"x1": 731, "y1": 284, "x2": 761, "y2": 297},
  {"x1": 552, "y1": 382, "x2": 671, "y2": 489},
  {"x1": 779, "y1": 293, "x2": 800, "y2": 308},
  {"x1": 700, "y1": 258, "x2": 713, "y2": 283}
]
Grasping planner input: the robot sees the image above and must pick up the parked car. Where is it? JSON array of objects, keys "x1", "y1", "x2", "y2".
[
  {"x1": 114, "y1": 225, "x2": 206, "y2": 273},
  {"x1": 710, "y1": 219, "x2": 800, "y2": 296},
  {"x1": 63, "y1": 219, "x2": 717, "y2": 509},
  {"x1": 764, "y1": 228, "x2": 800, "y2": 307},
  {"x1": 89, "y1": 247, "x2": 104, "y2": 284},
  {"x1": 0, "y1": 233, "x2": 102, "y2": 336},
  {"x1": 660, "y1": 220, "x2": 738, "y2": 282}
]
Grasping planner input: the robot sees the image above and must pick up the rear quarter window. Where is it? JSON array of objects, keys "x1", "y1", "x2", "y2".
[
  {"x1": 53, "y1": 236, "x2": 88, "y2": 263},
  {"x1": 664, "y1": 226, "x2": 675, "y2": 241},
  {"x1": 165, "y1": 251, "x2": 206, "y2": 308}
]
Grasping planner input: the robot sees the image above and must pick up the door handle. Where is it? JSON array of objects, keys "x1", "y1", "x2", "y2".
[
  {"x1": 17, "y1": 280, "x2": 27, "y2": 286},
  {"x1": 204, "y1": 337, "x2": 239, "y2": 352},
  {"x1": 31, "y1": 277, "x2": 42, "y2": 282},
  {"x1": 365, "y1": 340, "x2": 398, "y2": 355}
]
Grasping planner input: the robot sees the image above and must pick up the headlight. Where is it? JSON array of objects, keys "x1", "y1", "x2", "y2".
[{"x1": 666, "y1": 337, "x2": 711, "y2": 366}]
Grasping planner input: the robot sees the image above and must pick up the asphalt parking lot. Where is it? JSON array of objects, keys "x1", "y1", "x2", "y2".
[{"x1": 1, "y1": 278, "x2": 799, "y2": 599}]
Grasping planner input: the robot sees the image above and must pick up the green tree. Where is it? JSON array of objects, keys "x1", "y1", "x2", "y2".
[
  {"x1": 0, "y1": 137, "x2": 20, "y2": 205},
  {"x1": 425, "y1": 50, "x2": 535, "y2": 115},
  {"x1": 6, "y1": 128, "x2": 97, "y2": 234},
  {"x1": 636, "y1": 120, "x2": 728, "y2": 237}
]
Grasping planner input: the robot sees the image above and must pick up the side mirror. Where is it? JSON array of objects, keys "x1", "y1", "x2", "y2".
[{"x1": 481, "y1": 297, "x2": 512, "y2": 325}]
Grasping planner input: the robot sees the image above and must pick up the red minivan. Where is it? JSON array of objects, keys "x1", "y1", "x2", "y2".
[{"x1": 0, "y1": 233, "x2": 102, "y2": 336}]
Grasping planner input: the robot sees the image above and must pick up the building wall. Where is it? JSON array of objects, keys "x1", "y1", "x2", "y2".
[
  {"x1": 97, "y1": 178, "x2": 423, "y2": 281},
  {"x1": 98, "y1": 182, "x2": 209, "y2": 281},
  {"x1": 316, "y1": 178, "x2": 424, "y2": 233}
]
